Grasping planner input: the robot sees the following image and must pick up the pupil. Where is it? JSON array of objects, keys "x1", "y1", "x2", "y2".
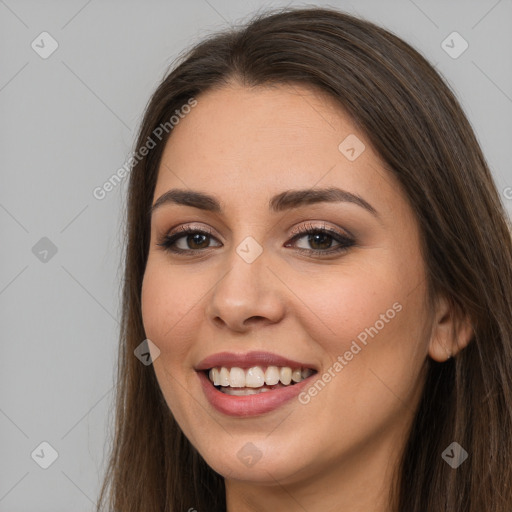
[
  {"x1": 309, "y1": 233, "x2": 332, "y2": 250},
  {"x1": 189, "y1": 234, "x2": 209, "y2": 249}
]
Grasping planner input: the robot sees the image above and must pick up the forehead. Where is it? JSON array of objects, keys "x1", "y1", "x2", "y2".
[{"x1": 154, "y1": 83, "x2": 397, "y2": 217}]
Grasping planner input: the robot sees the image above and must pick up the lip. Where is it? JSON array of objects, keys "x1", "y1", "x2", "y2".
[
  {"x1": 195, "y1": 350, "x2": 318, "y2": 372},
  {"x1": 197, "y1": 370, "x2": 317, "y2": 416}
]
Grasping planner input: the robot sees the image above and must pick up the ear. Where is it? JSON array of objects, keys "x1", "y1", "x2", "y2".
[{"x1": 428, "y1": 294, "x2": 473, "y2": 362}]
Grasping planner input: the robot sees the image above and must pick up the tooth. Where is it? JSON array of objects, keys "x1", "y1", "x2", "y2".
[
  {"x1": 291, "y1": 368, "x2": 302, "y2": 383},
  {"x1": 209, "y1": 368, "x2": 220, "y2": 386},
  {"x1": 216, "y1": 365, "x2": 311, "y2": 388},
  {"x1": 229, "y1": 367, "x2": 245, "y2": 387},
  {"x1": 223, "y1": 388, "x2": 259, "y2": 396},
  {"x1": 219, "y1": 367, "x2": 230, "y2": 386},
  {"x1": 280, "y1": 367, "x2": 292, "y2": 385},
  {"x1": 245, "y1": 366, "x2": 265, "y2": 388},
  {"x1": 301, "y1": 368, "x2": 313, "y2": 379},
  {"x1": 264, "y1": 366, "x2": 280, "y2": 386}
]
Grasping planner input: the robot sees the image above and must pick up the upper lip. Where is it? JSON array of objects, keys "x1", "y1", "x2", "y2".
[{"x1": 195, "y1": 351, "x2": 318, "y2": 371}]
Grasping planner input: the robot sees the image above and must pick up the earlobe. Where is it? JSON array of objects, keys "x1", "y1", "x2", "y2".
[{"x1": 428, "y1": 295, "x2": 473, "y2": 362}]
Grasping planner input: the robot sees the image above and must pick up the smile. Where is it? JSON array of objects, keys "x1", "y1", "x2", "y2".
[
  {"x1": 198, "y1": 369, "x2": 319, "y2": 417},
  {"x1": 207, "y1": 365, "x2": 315, "y2": 395}
]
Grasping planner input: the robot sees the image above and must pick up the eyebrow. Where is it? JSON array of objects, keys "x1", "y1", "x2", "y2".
[{"x1": 149, "y1": 187, "x2": 378, "y2": 218}]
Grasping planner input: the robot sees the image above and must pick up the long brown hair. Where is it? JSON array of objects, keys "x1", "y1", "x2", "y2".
[{"x1": 96, "y1": 6, "x2": 512, "y2": 511}]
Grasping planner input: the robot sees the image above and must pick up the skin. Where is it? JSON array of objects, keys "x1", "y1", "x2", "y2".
[{"x1": 141, "y1": 82, "x2": 473, "y2": 512}]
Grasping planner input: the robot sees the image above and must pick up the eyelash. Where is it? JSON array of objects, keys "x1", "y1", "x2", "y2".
[{"x1": 156, "y1": 222, "x2": 355, "y2": 258}]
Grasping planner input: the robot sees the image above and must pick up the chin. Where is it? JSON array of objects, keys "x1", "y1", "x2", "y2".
[{"x1": 197, "y1": 440, "x2": 309, "y2": 484}]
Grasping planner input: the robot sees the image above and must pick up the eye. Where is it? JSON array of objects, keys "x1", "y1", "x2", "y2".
[
  {"x1": 156, "y1": 225, "x2": 221, "y2": 253},
  {"x1": 285, "y1": 221, "x2": 355, "y2": 256},
  {"x1": 156, "y1": 222, "x2": 355, "y2": 257}
]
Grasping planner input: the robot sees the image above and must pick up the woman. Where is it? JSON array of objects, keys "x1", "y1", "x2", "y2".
[{"x1": 97, "y1": 6, "x2": 512, "y2": 511}]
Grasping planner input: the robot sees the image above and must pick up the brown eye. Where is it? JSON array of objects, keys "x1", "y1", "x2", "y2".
[
  {"x1": 300, "y1": 232, "x2": 336, "y2": 251},
  {"x1": 157, "y1": 224, "x2": 355, "y2": 258},
  {"x1": 185, "y1": 233, "x2": 211, "y2": 250},
  {"x1": 286, "y1": 223, "x2": 355, "y2": 257},
  {"x1": 157, "y1": 228, "x2": 221, "y2": 254}
]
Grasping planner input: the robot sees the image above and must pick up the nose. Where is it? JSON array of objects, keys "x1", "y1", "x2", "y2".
[{"x1": 205, "y1": 245, "x2": 286, "y2": 333}]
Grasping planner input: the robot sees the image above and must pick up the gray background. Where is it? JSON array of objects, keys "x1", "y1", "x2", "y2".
[{"x1": 1, "y1": 0, "x2": 511, "y2": 510}]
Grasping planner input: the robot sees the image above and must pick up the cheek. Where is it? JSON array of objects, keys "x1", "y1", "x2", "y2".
[
  {"x1": 288, "y1": 262, "x2": 429, "y2": 442},
  {"x1": 292, "y1": 261, "x2": 405, "y2": 348},
  {"x1": 141, "y1": 260, "x2": 205, "y2": 362},
  {"x1": 140, "y1": 261, "x2": 207, "y2": 428},
  {"x1": 290, "y1": 254, "x2": 429, "y2": 381}
]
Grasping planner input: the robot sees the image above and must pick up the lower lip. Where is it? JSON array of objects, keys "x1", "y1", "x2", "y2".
[{"x1": 197, "y1": 370, "x2": 315, "y2": 417}]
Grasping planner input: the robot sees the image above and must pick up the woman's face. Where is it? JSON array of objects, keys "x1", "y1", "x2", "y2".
[{"x1": 141, "y1": 83, "x2": 436, "y2": 490}]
